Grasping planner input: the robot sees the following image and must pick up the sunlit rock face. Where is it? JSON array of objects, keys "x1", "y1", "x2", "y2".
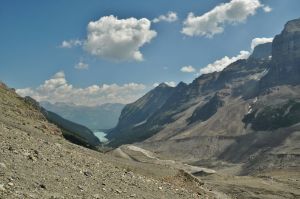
[{"x1": 261, "y1": 18, "x2": 300, "y2": 87}]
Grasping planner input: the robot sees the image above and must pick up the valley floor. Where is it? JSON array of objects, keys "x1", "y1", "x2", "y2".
[{"x1": 111, "y1": 145, "x2": 300, "y2": 199}]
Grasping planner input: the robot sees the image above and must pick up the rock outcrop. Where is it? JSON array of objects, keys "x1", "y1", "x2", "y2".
[{"x1": 261, "y1": 18, "x2": 300, "y2": 87}]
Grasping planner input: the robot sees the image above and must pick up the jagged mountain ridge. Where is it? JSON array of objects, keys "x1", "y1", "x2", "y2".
[
  {"x1": 108, "y1": 45, "x2": 271, "y2": 146},
  {"x1": 106, "y1": 83, "x2": 176, "y2": 145},
  {"x1": 108, "y1": 18, "x2": 300, "y2": 175}
]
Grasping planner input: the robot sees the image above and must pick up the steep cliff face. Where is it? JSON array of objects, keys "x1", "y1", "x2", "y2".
[{"x1": 261, "y1": 18, "x2": 300, "y2": 87}]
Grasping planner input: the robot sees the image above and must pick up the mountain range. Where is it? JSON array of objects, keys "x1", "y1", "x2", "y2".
[{"x1": 107, "y1": 18, "x2": 300, "y2": 175}]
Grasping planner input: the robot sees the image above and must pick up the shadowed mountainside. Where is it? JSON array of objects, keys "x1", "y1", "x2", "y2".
[{"x1": 24, "y1": 96, "x2": 101, "y2": 148}]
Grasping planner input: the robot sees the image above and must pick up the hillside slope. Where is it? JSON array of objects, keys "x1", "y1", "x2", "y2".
[
  {"x1": 24, "y1": 97, "x2": 100, "y2": 148},
  {"x1": 0, "y1": 82, "x2": 212, "y2": 198}
]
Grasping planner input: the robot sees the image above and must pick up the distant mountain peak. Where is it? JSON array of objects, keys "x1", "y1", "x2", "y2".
[
  {"x1": 157, "y1": 82, "x2": 170, "y2": 88},
  {"x1": 250, "y1": 42, "x2": 272, "y2": 60},
  {"x1": 283, "y1": 18, "x2": 300, "y2": 33},
  {"x1": 260, "y1": 17, "x2": 300, "y2": 88},
  {"x1": 177, "y1": 81, "x2": 188, "y2": 88}
]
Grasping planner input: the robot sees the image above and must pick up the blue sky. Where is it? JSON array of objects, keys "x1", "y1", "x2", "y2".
[{"x1": 1, "y1": 0, "x2": 300, "y2": 106}]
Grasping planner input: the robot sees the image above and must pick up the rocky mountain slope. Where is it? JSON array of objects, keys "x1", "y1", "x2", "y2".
[
  {"x1": 41, "y1": 102, "x2": 124, "y2": 131},
  {"x1": 0, "y1": 81, "x2": 213, "y2": 198},
  {"x1": 25, "y1": 97, "x2": 100, "y2": 148},
  {"x1": 106, "y1": 83, "x2": 175, "y2": 146},
  {"x1": 108, "y1": 18, "x2": 300, "y2": 177},
  {"x1": 108, "y1": 46, "x2": 271, "y2": 147}
]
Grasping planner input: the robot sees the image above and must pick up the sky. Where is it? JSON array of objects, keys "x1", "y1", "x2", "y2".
[{"x1": 1, "y1": 0, "x2": 300, "y2": 106}]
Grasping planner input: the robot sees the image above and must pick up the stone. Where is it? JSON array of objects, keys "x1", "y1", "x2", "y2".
[
  {"x1": 28, "y1": 155, "x2": 37, "y2": 162},
  {"x1": 0, "y1": 162, "x2": 6, "y2": 169},
  {"x1": 116, "y1": 189, "x2": 122, "y2": 194},
  {"x1": 83, "y1": 171, "x2": 92, "y2": 177},
  {"x1": 40, "y1": 184, "x2": 46, "y2": 189},
  {"x1": 78, "y1": 185, "x2": 84, "y2": 191},
  {"x1": 0, "y1": 184, "x2": 5, "y2": 191},
  {"x1": 93, "y1": 194, "x2": 100, "y2": 199}
]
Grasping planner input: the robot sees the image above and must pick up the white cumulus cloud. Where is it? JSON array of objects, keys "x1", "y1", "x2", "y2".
[
  {"x1": 200, "y1": 51, "x2": 250, "y2": 74},
  {"x1": 60, "y1": 39, "x2": 82, "y2": 48},
  {"x1": 182, "y1": 0, "x2": 264, "y2": 37},
  {"x1": 251, "y1": 37, "x2": 273, "y2": 51},
  {"x1": 180, "y1": 65, "x2": 196, "y2": 73},
  {"x1": 83, "y1": 15, "x2": 157, "y2": 62},
  {"x1": 16, "y1": 71, "x2": 147, "y2": 106},
  {"x1": 263, "y1": 6, "x2": 272, "y2": 13},
  {"x1": 153, "y1": 11, "x2": 178, "y2": 23},
  {"x1": 74, "y1": 61, "x2": 89, "y2": 70}
]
